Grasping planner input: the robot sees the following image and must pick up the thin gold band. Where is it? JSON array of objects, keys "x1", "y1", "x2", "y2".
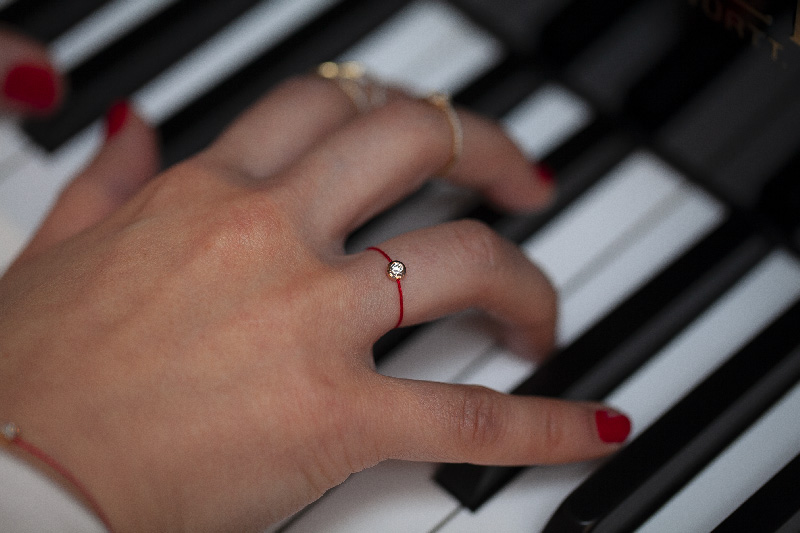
[{"x1": 425, "y1": 92, "x2": 463, "y2": 176}]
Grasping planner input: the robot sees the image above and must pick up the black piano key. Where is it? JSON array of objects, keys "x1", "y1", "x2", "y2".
[
  {"x1": 776, "y1": 511, "x2": 800, "y2": 533},
  {"x1": 625, "y1": 15, "x2": 745, "y2": 130},
  {"x1": 21, "y1": 0, "x2": 267, "y2": 152},
  {"x1": 0, "y1": 0, "x2": 109, "y2": 42},
  {"x1": 453, "y1": 54, "x2": 539, "y2": 118},
  {"x1": 538, "y1": 0, "x2": 642, "y2": 66},
  {"x1": 159, "y1": 0, "x2": 409, "y2": 167},
  {"x1": 712, "y1": 453, "x2": 800, "y2": 533},
  {"x1": 759, "y1": 149, "x2": 800, "y2": 239},
  {"x1": 435, "y1": 215, "x2": 768, "y2": 510},
  {"x1": 543, "y1": 299, "x2": 800, "y2": 533}
]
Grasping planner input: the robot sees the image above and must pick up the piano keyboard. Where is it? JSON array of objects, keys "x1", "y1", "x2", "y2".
[{"x1": 1, "y1": 1, "x2": 799, "y2": 531}]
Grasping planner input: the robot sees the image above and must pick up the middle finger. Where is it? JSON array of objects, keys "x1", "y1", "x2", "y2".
[{"x1": 273, "y1": 94, "x2": 551, "y2": 245}]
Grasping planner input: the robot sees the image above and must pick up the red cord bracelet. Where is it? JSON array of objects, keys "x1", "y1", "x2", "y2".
[
  {"x1": 2, "y1": 422, "x2": 116, "y2": 533},
  {"x1": 367, "y1": 246, "x2": 405, "y2": 329}
]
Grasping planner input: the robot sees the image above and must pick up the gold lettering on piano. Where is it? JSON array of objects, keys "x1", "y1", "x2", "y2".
[
  {"x1": 730, "y1": 0, "x2": 772, "y2": 24},
  {"x1": 792, "y1": 1, "x2": 800, "y2": 45},
  {"x1": 687, "y1": 0, "x2": 800, "y2": 63}
]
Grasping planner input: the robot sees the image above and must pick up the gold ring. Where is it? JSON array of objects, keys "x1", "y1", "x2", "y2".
[
  {"x1": 425, "y1": 92, "x2": 463, "y2": 176},
  {"x1": 317, "y1": 61, "x2": 386, "y2": 113}
]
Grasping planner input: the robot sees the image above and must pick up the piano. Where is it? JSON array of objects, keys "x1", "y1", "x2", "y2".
[{"x1": 1, "y1": 0, "x2": 799, "y2": 531}]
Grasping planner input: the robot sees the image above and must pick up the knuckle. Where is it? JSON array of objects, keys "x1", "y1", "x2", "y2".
[
  {"x1": 202, "y1": 196, "x2": 289, "y2": 257},
  {"x1": 540, "y1": 405, "x2": 566, "y2": 453},
  {"x1": 451, "y1": 386, "x2": 505, "y2": 452}
]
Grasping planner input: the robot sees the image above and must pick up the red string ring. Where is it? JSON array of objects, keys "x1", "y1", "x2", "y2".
[{"x1": 367, "y1": 246, "x2": 405, "y2": 329}]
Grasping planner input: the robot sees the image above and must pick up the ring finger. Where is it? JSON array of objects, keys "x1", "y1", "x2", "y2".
[{"x1": 347, "y1": 218, "x2": 557, "y2": 358}]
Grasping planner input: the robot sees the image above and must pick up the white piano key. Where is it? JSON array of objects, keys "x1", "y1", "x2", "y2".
[
  {"x1": 0, "y1": 128, "x2": 100, "y2": 241},
  {"x1": 637, "y1": 378, "x2": 800, "y2": 533},
  {"x1": 50, "y1": 0, "x2": 178, "y2": 71},
  {"x1": 134, "y1": 0, "x2": 339, "y2": 123},
  {"x1": 0, "y1": 119, "x2": 29, "y2": 171},
  {"x1": 437, "y1": 253, "x2": 800, "y2": 533},
  {"x1": 454, "y1": 344, "x2": 536, "y2": 392},
  {"x1": 557, "y1": 185, "x2": 725, "y2": 345},
  {"x1": 607, "y1": 250, "x2": 800, "y2": 435},
  {"x1": 503, "y1": 84, "x2": 593, "y2": 158},
  {"x1": 0, "y1": 210, "x2": 24, "y2": 274},
  {"x1": 378, "y1": 312, "x2": 495, "y2": 383},
  {"x1": 523, "y1": 151, "x2": 683, "y2": 289},
  {"x1": 400, "y1": 7, "x2": 502, "y2": 95},
  {"x1": 284, "y1": 461, "x2": 456, "y2": 532},
  {"x1": 341, "y1": 0, "x2": 502, "y2": 94}
]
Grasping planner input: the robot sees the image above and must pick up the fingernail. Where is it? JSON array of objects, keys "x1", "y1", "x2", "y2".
[
  {"x1": 105, "y1": 100, "x2": 130, "y2": 140},
  {"x1": 596, "y1": 409, "x2": 631, "y2": 444},
  {"x1": 534, "y1": 163, "x2": 555, "y2": 186},
  {"x1": 2, "y1": 63, "x2": 58, "y2": 111}
]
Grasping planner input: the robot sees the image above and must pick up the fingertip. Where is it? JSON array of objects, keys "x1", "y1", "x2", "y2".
[
  {"x1": 522, "y1": 162, "x2": 556, "y2": 210},
  {"x1": 535, "y1": 163, "x2": 555, "y2": 186},
  {"x1": 0, "y1": 31, "x2": 63, "y2": 115},
  {"x1": 1, "y1": 61, "x2": 63, "y2": 114},
  {"x1": 481, "y1": 160, "x2": 556, "y2": 214},
  {"x1": 595, "y1": 408, "x2": 632, "y2": 444},
  {"x1": 100, "y1": 100, "x2": 161, "y2": 178},
  {"x1": 104, "y1": 100, "x2": 131, "y2": 140}
]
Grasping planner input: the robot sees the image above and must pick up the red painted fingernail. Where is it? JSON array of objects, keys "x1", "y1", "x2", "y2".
[
  {"x1": 534, "y1": 163, "x2": 555, "y2": 185},
  {"x1": 104, "y1": 100, "x2": 130, "y2": 139},
  {"x1": 2, "y1": 63, "x2": 58, "y2": 111},
  {"x1": 596, "y1": 409, "x2": 631, "y2": 444}
]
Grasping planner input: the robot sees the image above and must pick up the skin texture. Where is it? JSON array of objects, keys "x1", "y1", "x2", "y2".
[{"x1": 0, "y1": 64, "x2": 628, "y2": 532}]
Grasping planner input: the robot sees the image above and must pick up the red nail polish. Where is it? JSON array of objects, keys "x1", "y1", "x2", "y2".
[
  {"x1": 2, "y1": 63, "x2": 58, "y2": 111},
  {"x1": 535, "y1": 163, "x2": 555, "y2": 185},
  {"x1": 596, "y1": 409, "x2": 631, "y2": 444},
  {"x1": 105, "y1": 100, "x2": 130, "y2": 139}
]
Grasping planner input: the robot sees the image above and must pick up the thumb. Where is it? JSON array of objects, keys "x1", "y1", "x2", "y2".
[
  {"x1": 373, "y1": 377, "x2": 630, "y2": 466},
  {"x1": 15, "y1": 101, "x2": 160, "y2": 263},
  {"x1": 0, "y1": 29, "x2": 62, "y2": 115}
]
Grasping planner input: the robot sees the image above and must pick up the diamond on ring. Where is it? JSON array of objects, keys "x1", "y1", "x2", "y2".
[
  {"x1": 387, "y1": 261, "x2": 406, "y2": 280},
  {"x1": 1, "y1": 422, "x2": 20, "y2": 441}
]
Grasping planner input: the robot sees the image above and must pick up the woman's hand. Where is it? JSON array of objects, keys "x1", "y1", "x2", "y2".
[
  {"x1": 0, "y1": 74, "x2": 628, "y2": 532},
  {"x1": 0, "y1": 28, "x2": 62, "y2": 114}
]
